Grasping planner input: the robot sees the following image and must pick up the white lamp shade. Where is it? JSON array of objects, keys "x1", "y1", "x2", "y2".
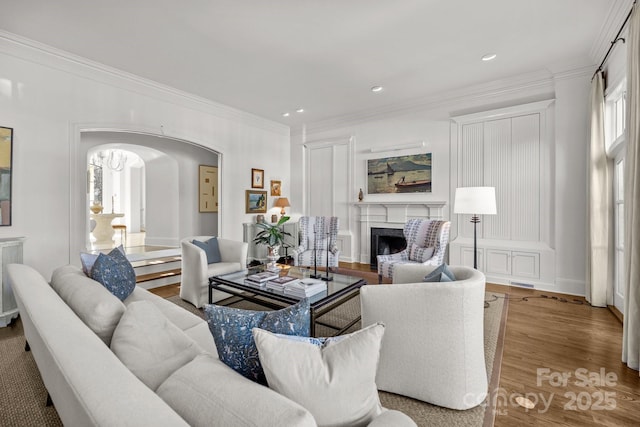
[{"x1": 453, "y1": 187, "x2": 497, "y2": 215}]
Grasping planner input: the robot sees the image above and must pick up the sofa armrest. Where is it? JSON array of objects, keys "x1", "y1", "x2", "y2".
[
  {"x1": 391, "y1": 263, "x2": 439, "y2": 284},
  {"x1": 218, "y1": 238, "x2": 248, "y2": 266}
]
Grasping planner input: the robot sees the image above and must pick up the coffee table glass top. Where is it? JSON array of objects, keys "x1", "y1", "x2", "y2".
[{"x1": 211, "y1": 265, "x2": 364, "y2": 305}]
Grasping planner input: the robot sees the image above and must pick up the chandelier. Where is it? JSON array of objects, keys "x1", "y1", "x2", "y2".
[{"x1": 90, "y1": 149, "x2": 128, "y2": 172}]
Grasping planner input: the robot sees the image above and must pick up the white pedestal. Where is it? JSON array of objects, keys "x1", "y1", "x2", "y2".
[
  {"x1": 90, "y1": 213, "x2": 124, "y2": 248},
  {"x1": 0, "y1": 237, "x2": 24, "y2": 327}
]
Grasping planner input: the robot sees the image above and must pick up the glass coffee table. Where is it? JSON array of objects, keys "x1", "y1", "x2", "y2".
[{"x1": 208, "y1": 266, "x2": 365, "y2": 336}]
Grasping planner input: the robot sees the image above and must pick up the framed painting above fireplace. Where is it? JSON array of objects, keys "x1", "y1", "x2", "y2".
[{"x1": 367, "y1": 153, "x2": 431, "y2": 194}]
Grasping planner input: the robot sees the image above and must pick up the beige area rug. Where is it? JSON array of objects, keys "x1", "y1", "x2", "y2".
[
  {"x1": 0, "y1": 317, "x2": 62, "y2": 426},
  {"x1": 168, "y1": 289, "x2": 509, "y2": 427},
  {"x1": 0, "y1": 281, "x2": 507, "y2": 427}
]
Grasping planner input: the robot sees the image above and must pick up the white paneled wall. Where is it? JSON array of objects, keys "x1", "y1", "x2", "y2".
[
  {"x1": 451, "y1": 100, "x2": 556, "y2": 288},
  {"x1": 304, "y1": 137, "x2": 355, "y2": 261}
]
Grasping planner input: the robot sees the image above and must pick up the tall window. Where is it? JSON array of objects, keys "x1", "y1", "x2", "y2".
[{"x1": 605, "y1": 81, "x2": 626, "y2": 313}]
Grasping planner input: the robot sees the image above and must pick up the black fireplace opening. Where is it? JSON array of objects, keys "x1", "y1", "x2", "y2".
[{"x1": 370, "y1": 227, "x2": 406, "y2": 268}]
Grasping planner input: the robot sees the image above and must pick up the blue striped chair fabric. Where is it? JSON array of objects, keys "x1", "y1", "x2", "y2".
[{"x1": 376, "y1": 219, "x2": 451, "y2": 283}]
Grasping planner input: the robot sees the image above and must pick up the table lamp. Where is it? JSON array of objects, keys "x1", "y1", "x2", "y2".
[
  {"x1": 274, "y1": 197, "x2": 290, "y2": 218},
  {"x1": 453, "y1": 187, "x2": 497, "y2": 269}
]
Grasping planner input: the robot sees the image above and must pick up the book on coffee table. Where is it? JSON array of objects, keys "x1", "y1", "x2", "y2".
[
  {"x1": 284, "y1": 279, "x2": 327, "y2": 298},
  {"x1": 266, "y1": 275, "x2": 300, "y2": 293},
  {"x1": 246, "y1": 271, "x2": 280, "y2": 284}
]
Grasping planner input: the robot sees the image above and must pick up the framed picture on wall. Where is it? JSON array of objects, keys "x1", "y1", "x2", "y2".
[
  {"x1": 251, "y1": 168, "x2": 264, "y2": 188},
  {"x1": 0, "y1": 127, "x2": 13, "y2": 226},
  {"x1": 367, "y1": 153, "x2": 432, "y2": 194},
  {"x1": 245, "y1": 190, "x2": 267, "y2": 213},
  {"x1": 199, "y1": 165, "x2": 218, "y2": 212},
  {"x1": 270, "y1": 180, "x2": 281, "y2": 196}
]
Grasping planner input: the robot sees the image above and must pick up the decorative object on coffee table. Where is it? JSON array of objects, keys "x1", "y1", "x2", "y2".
[{"x1": 253, "y1": 216, "x2": 291, "y2": 271}]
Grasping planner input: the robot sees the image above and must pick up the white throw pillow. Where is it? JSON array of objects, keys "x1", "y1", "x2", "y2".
[
  {"x1": 110, "y1": 301, "x2": 204, "y2": 391},
  {"x1": 50, "y1": 265, "x2": 126, "y2": 345},
  {"x1": 252, "y1": 323, "x2": 386, "y2": 427}
]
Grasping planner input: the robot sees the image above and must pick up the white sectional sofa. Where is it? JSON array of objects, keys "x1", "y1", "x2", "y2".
[{"x1": 8, "y1": 263, "x2": 413, "y2": 426}]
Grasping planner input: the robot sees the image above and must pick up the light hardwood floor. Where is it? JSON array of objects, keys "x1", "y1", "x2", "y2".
[{"x1": 151, "y1": 263, "x2": 640, "y2": 426}]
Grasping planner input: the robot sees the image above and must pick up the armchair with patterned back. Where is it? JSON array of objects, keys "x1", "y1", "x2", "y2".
[
  {"x1": 377, "y1": 219, "x2": 451, "y2": 283},
  {"x1": 292, "y1": 216, "x2": 340, "y2": 268}
]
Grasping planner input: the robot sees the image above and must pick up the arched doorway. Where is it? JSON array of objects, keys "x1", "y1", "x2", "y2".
[{"x1": 78, "y1": 131, "x2": 219, "y2": 253}]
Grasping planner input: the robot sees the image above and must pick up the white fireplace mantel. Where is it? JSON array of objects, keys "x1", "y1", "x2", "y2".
[{"x1": 353, "y1": 201, "x2": 448, "y2": 264}]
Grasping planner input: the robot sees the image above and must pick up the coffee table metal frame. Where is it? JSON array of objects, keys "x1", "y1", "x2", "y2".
[{"x1": 208, "y1": 267, "x2": 365, "y2": 336}]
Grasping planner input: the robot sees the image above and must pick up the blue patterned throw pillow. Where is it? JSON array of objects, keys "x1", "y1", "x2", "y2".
[
  {"x1": 423, "y1": 263, "x2": 456, "y2": 283},
  {"x1": 91, "y1": 246, "x2": 136, "y2": 300},
  {"x1": 204, "y1": 299, "x2": 310, "y2": 384},
  {"x1": 81, "y1": 245, "x2": 126, "y2": 277},
  {"x1": 192, "y1": 237, "x2": 222, "y2": 264}
]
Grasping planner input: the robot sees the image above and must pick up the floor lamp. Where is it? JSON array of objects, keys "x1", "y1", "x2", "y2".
[{"x1": 453, "y1": 187, "x2": 497, "y2": 269}]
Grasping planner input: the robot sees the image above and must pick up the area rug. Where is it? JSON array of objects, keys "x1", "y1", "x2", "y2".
[
  {"x1": 0, "y1": 282, "x2": 507, "y2": 427},
  {"x1": 168, "y1": 289, "x2": 508, "y2": 427}
]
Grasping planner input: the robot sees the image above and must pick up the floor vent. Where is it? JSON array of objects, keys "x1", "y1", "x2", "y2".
[{"x1": 510, "y1": 281, "x2": 535, "y2": 289}]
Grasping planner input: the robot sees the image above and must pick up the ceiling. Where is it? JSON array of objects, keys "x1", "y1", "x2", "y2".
[{"x1": 0, "y1": 0, "x2": 630, "y2": 127}]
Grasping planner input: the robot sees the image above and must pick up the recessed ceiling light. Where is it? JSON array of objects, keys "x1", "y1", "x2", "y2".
[
  {"x1": 296, "y1": 108, "x2": 304, "y2": 113},
  {"x1": 482, "y1": 53, "x2": 497, "y2": 61},
  {"x1": 371, "y1": 86, "x2": 384, "y2": 93},
  {"x1": 282, "y1": 112, "x2": 290, "y2": 117}
]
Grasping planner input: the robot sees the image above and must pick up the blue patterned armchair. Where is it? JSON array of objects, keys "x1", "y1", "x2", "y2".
[
  {"x1": 293, "y1": 216, "x2": 340, "y2": 268},
  {"x1": 377, "y1": 219, "x2": 451, "y2": 283}
]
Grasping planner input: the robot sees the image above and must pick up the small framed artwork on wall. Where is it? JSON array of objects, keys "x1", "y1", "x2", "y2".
[
  {"x1": 270, "y1": 180, "x2": 281, "y2": 196},
  {"x1": 245, "y1": 190, "x2": 267, "y2": 213},
  {"x1": 251, "y1": 168, "x2": 264, "y2": 188}
]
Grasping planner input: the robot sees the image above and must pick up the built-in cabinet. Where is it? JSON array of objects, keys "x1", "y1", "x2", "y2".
[
  {"x1": 0, "y1": 237, "x2": 25, "y2": 327},
  {"x1": 450, "y1": 100, "x2": 556, "y2": 288},
  {"x1": 243, "y1": 222, "x2": 299, "y2": 263}
]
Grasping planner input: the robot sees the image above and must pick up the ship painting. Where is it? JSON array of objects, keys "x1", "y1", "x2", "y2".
[{"x1": 367, "y1": 153, "x2": 431, "y2": 194}]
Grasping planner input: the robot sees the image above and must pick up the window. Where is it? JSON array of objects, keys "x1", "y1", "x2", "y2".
[{"x1": 605, "y1": 80, "x2": 626, "y2": 313}]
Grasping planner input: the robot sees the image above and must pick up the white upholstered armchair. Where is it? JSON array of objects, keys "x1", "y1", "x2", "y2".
[
  {"x1": 292, "y1": 216, "x2": 340, "y2": 268},
  {"x1": 377, "y1": 218, "x2": 450, "y2": 283},
  {"x1": 180, "y1": 236, "x2": 248, "y2": 308},
  {"x1": 361, "y1": 264, "x2": 488, "y2": 410}
]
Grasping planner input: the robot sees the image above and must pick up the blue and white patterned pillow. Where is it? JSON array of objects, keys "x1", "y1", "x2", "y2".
[
  {"x1": 204, "y1": 299, "x2": 310, "y2": 384},
  {"x1": 423, "y1": 263, "x2": 456, "y2": 283},
  {"x1": 81, "y1": 245, "x2": 126, "y2": 276},
  {"x1": 192, "y1": 237, "x2": 222, "y2": 264},
  {"x1": 91, "y1": 246, "x2": 136, "y2": 300}
]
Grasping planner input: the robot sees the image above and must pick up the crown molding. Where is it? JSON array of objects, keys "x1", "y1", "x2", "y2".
[
  {"x1": 589, "y1": 0, "x2": 635, "y2": 65},
  {"x1": 295, "y1": 69, "x2": 555, "y2": 136},
  {"x1": 0, "y1": 30, "x2": 289, "y2": 136},
  {"x1": 549, "y1": 63, "x2": 597, "y2": 81}
]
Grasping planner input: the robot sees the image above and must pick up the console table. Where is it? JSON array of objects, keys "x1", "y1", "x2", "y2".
[{"x1": 0, "y1": 237, "x2": 24, "y2": 327}]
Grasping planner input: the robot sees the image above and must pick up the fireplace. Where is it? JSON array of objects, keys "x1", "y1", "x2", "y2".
[{"x1": 370, "y1": 227, "x2": 406, "y2": 268}]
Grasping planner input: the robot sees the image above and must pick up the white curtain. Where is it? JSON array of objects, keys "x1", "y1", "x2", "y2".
[
  {"x1": 586, "y1": 71, "x2": 613, "y2": 307},
  {"x1": 623, "y1": 4, "x2": 640, "y2": 373}
]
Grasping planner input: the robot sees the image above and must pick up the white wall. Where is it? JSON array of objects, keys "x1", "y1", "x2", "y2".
[
  {"x1": 0, "y1": 33, "x2": 290, "y2": 278},
  {"x1": 292, "y1": 71, "x2": 592, "y2": 296}
]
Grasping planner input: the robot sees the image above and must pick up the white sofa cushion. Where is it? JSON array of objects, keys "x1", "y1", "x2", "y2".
[
  {"x1": 157, "y1": 354, "x2": 316, "y2": 427},
  {"x1": 50, "y1": 265, "x2": 126, "y2": 345},
  {"x1": 111, "y1": 301, "x2": 204, "y2": 391},
  {"x1": 252, "y1": 324, "x2": 386, "y2": 427},
  {"x1": 124, "y1": 287, "x2": 218, "y2": 356}
]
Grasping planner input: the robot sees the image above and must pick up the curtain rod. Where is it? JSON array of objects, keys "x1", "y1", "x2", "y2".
[{"x1": 592, "y1": 1, "x2": 637, "y2": 80}]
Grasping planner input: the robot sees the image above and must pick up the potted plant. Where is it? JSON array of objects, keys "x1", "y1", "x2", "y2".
[{"x1": 254, "y1": 216, "x2": 292, "y2": 269}]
